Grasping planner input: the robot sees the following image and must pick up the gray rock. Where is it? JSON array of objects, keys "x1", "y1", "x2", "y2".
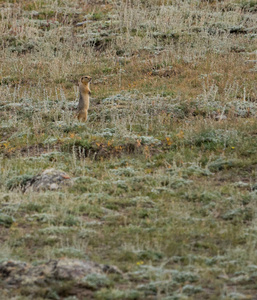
[
  {"x1": 54, "y1": 259, "x2": 103, "y2": 280},
  {"x1": 0, "y1": 258, "x2": 122, "y2": 288},
  {"x1": 7, "y1": 169, "x2": 72, "y2": 192},
  {"x1": 215, "y1": 114, "x2": 227, "y2": 121},
  {"x1": 24, "y1": 168, "x2": 72, "y2": 192},
  {"x1": 75, "y1": 20, "x2": 92, "y2": 26}
]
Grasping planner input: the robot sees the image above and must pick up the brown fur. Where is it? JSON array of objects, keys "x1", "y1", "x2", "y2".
[{"x1": 77, "y1": 76, "x2": 92, "y2": 122}]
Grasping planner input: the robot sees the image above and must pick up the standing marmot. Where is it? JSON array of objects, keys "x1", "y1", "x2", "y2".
[{"x1": 77, "y1": 76, "x2": 92, "y2": 122}]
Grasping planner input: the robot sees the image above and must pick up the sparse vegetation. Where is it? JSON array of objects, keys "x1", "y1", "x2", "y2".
[{"x1": 0, "y1": 0, "x2": 256, "y2": 299}]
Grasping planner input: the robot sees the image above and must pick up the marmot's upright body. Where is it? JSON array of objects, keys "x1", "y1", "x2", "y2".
[{"x1": 77, "y1": 76, "x2": 92, "y2": 122}]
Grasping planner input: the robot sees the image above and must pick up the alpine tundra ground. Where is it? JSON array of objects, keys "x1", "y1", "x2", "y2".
[{"x1": 0, "y1": 0, "x2": 257, "y2": 299}]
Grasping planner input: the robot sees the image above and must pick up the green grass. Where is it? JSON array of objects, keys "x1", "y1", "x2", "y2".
[{"x1": 0, "y1": 0, "x2": 257, "y2": 299}]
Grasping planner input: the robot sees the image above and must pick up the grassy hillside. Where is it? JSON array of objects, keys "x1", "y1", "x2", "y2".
[{"x1": 0, "y1": 0, "x2": 257, "y2": 299}]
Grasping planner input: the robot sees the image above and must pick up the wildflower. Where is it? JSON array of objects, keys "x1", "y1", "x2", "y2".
[
  {"x1": 231, "y1": 147, "x2": 235, "y2": 150},
  {"x1": 166, "y1": 137, "x2": 172, "y2": 145},
  {"x1": 176, "y1": 130, "x2": 184, "y2": 139},
  {"x1": 136, "y1": 261, "x2": 144, "y2": 266}
]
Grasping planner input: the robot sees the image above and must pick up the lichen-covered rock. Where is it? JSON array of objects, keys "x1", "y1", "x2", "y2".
[
  {"x1": 7, "y1": 169, "x2": 72, "y2": 192},
  {"x1": 0, "y1": 258, "x2": 122, "y2": 289},
  {"x1": 54, "y1": 259, "x2": 103, "y2": 280}
]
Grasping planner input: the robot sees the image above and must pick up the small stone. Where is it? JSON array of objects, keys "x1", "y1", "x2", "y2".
[
  {"x1": 30, "y1": 10, "x2": 39, "y2": 16},
  {"x1": 75, "y1": 21, "x2": 92, "y2": 26},
  {"x1": 49, "y1": 183, "x2": 59, "y2": 190},
  {"x1": 215, "y1": 114, "x2": 227, "y2": 121}
]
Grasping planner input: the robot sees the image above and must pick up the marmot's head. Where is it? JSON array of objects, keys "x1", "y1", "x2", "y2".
[{"x1": 80, "y1": 76, "x2": 92, "y2": 84}]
